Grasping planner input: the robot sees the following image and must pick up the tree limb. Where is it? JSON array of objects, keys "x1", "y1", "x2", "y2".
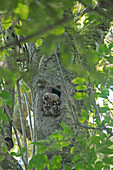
[{"x1": 16, "y1": 80, "x2": 28, "y2": 169}]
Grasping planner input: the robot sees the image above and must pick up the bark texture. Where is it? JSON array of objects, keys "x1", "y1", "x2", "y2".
[{"x1": 28, "y1": 44, "x2": 75, "y2": 140}]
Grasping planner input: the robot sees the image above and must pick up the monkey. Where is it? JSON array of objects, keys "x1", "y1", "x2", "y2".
[
  {"x1": 51, "y1": 105, "x2": 61, "y2": 117},
  {"x1": 43, "y1": 103, "x2": 52, "y2": 116},
  {"x1": 43, "y1": 93, "x2": 60, "y2": 103},
  {"x1": 42, "y1": 92, "x2": 62, "y2": 117}
]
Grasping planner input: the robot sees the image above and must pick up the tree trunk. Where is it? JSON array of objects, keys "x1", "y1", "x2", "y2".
[{"x1": 28, "y1": 44, "x2": 76, "y2": 140}]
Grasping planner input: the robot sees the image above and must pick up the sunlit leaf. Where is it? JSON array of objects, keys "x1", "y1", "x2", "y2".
[
  {"x1": 74, "y1": 92, "x2": 88, "y2": 100},
  {"x1": 70, "y1": 146, "x2": 76, "y2": 154},
  {"x1": 14, "y1": 3, "x2": 29, "y2": 20},
  {"x1": 36, "y1": 39, "x2": 43, "y2": 48},
  {"x1": 50, "y1": 27, "x2": 65, "y2": 35},
  {"x1": 76, "y1": 85, "x2": 87, "y2": 91},
  {"x1": 72, "y1": 77, "x2": 86, "y2": 84}
]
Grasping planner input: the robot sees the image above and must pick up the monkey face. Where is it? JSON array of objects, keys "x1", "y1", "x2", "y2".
[
  {"x1": 43, "y1": 94, "x2": 50, "y2": 103},
  {"x1": 43, "y1": 104, "x2": 51, "y2": 111},
  {"x1": 43, "y1": 93, "x2": 59, "y2": 103},
  {"x1": 52, "y1": 106, "x2": 61, "y2": 112},
  {"x1": 51, "y1": 106, "x2": 61, "y2": 117},
  {"x1": 52, "y1": 100, "x2": 61, "y2": 106}
]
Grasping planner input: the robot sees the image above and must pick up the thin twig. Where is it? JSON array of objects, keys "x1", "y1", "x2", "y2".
[
  {"x1": 31, "y1": 89, "x2": 36, "y2": 157},
  {"x1": 78, "y1": 122, "x2": 113, "y2": 138},
  {"x1": 55, "y1": 50, "x2": 77, "y2": 125},
  {"x1": 78, "y1": 122, "x2": 104, "y2": 130}
]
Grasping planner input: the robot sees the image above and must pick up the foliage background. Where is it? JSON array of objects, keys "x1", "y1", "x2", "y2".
[{"x1": 0, "y1": 0, "x2": 113, "y2": 169}]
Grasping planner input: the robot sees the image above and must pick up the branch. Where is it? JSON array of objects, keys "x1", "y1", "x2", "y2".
[
  {"x1": 4, "y1": 105, "x2": 26, "y2": 167},
  {"x1": 31, "y1": 89, "x2": 37, "y2": 157},
  {"x1": 0, "y1": 8, "x2": 89, "y2": 52},
  {"x1": 24, "y1": 92, "x2": 33, "y2": 140},
  {"x1": 16, "y1": 80, "x2": 28, "y2": 168},
  {"x1": 78, "y1": 122, "x2": 104, "y2": 130},
  {"x1": 78, "y1": 119, "x2": 113, "y2": 138}
]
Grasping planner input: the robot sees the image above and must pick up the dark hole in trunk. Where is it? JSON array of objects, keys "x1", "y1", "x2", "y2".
[{"x1": 52, "y1": 85, "x2": 61, "y2": 98}]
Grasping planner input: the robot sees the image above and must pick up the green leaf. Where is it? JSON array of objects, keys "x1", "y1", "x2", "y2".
[
  {"x1": 84, "y1": 165, "x2": 94, "y2": 170},
  {"x1": 81, "y1": 109, "x2": 88, "y2": 119},
  {"x1": 89, "y1": 148, "x2": 97, "y2": 164},
  {"x1": 91, "y1": 136, "x2": 105, "y2": 145},
  {"x1": 74, "y1": 92, "x2": 88, "y2": 100},
  {"x1": 97, "y1": 140, "x2": 113, "y2": 148},
  {"x1": 96, "y1": 147, "x2": 113, "y2": 154},
  {"x1": 48, "y1": 155, "x2": 62, "y2": 170},
  {"x1": 28, "y1": 154, "x2": 48, "y2": 170},
  {"x1": 102, "y1": 157, "x2": 113, "y2": 165},
  {"x1": 72, "y1": 77, "x2": 86, "y2": 84},
  {"x1": 31, "y1": 142, "x2": 46, "y2": 153},
  {"x1": 41, "y1": 34, "x2": 64, "y2": 55},
  {"x1": 50, "y1": 27, "x2": 65, "y2": 35},
  {"x1": 79, "y1": 0, "x2": 92, "y2": 6},
  {"x1": 1, "y1": 146, "x2": 8, "y2": 153},
  {"x1": 0, "y1": 90, "x2": 12, "y2": 106},
  {"x1": 10, "y1": 152, "x2": 23, "y2": 157},
  {"x1": 95, "y1": 161, "x2": 103, "y2": 170},
  {"x1": 70, "y1": 146, "x2": 76, "y2": 154},
  {"x1": 76, "y1": 85, "x2": 87, "y2": 91},
  {"x1": 72, "y1": 154, "x2": 81, "y2": 163},
  {"x1": 61, "y1": 122, "x2": 74, "y2": 138},
  {"x1": 99, "y1": 44, "x2": 110, "y2": 55},
  {"x1": 60, "y1": 42, "x2": 72, "y2": 67},
  {"x1": 0, "y1": 68, "x2": 16, "y2": 87},
  {"x1": 14, "y1": 3, "x2": 29, "y2": 20},
  {"x1": 100, "y1": 106, "x2": 110, "y2": 113},
  {"x1": 0, "y1": 0, "x2": 17, "y2": 10},
  {"x1": 63, "y1": 165, "x2": 71, "y2": 170},
  {"x1": 0, "y1": 109, "x2": 9, "y2": 123},
  {"x1": 36, "y1": 39, "x2": 43, "y2": 48},
  {"x1": 0, "y1": 155, "x2": 4, "y2": 162}
]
